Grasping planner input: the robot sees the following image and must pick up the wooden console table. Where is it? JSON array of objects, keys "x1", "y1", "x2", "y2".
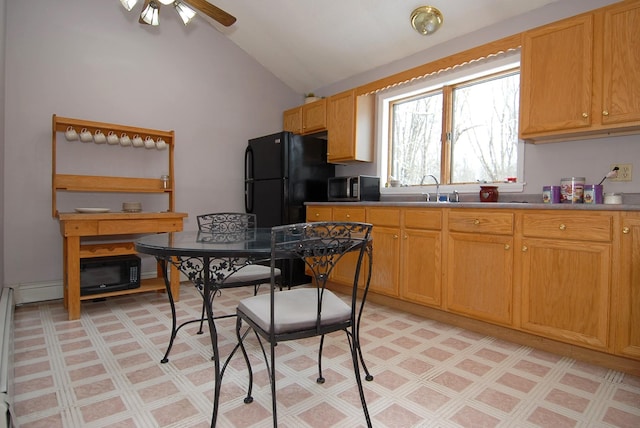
[
  {"x1": 58, "y1": 212, "x2": 187, "y2": 320},
  {"x1": 52, "y1": 115, "x2": 188, "y2": 320}
]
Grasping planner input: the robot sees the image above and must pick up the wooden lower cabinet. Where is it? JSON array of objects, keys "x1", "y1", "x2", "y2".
[
  {"x1": 401, "y1": 209, "x2": 442, "y2": 307},
  {"x1": 445, "y1": 210, "x2": 514, "y2": 326},
  {"x1": 520, "y1": 212, "x2": 614, "y2": 351},
  {"x1": 366, "y1": 208, "x2": 400, "y2": 297},
  {"x1": 447, "y1": 232, "x2": 514, "y2": 325},
  {"x1": 332, "y1": 207, "x2": 367, "y2": 286},
  {"x1": 314, "y1": 204, "x2": 638, "y2": 370},
  {"x1": 616, "y1": 213, "x2": 640, "y2": 358},
  {"x1": 520, "y1": 237, "x2": 611, "y2": 350}
]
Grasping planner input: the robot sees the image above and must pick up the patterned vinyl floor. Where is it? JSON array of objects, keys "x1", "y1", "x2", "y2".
[{"x1": 11, "y1": 284, "x2": 640, "y2": 428}]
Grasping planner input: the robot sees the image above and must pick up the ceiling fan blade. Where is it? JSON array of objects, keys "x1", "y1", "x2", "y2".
[{"x1": 184, "y1": 0, "x2": 236, "y2": 26}]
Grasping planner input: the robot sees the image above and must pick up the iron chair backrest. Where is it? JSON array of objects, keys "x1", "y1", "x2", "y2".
[
  {"x1": 269, "y1": 221, "x2": 373, "y2": 339},
  {"x1": 197, "y1": 212, "x2": 257, "y2": 233}
]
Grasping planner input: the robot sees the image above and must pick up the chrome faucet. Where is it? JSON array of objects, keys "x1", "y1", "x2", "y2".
[{"x1": 421, "y1": 174, "x2": 440, "y2": 200}]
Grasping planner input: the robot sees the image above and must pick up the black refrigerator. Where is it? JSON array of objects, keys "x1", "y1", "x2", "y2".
[{"x1": 245, "y1": 131, "x2": 335, "y2": 286}]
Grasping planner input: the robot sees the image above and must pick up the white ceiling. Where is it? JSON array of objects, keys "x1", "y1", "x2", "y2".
[{"x1": 192, "y1": 1, "x2": 561, "y2": 94}]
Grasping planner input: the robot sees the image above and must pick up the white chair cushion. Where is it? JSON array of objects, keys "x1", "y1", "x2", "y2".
[
  {"x1": 237, "y1": 288, "x2": 351, "y2": 334},
  {"x1": 222, "y1": 265, "x2": 280, "y2": 284}
]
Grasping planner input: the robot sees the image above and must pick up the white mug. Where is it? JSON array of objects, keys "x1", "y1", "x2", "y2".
[
  {"x1": 93, "y1": 130, "x2": 106, "y2": 144},
  {"x1": 144, "y1": 136, "x2": 156, "y2": 149},
  {"x1": 155, "y1": 138, "x2": 167, "y2": 150},
  {"x1": 64, "y1": 126, "x2": 78, "y2": 141},
  {"x1": 79, "y1": 128, "x2": 93, "y2": 142},
  {"x1": 132, "y1": 134, "x2": 144, "y2": 147},
  {"x1": 106, "y1": 131, "x2": 119, "y2": 145},
  {"x1": 119, "y1": 133, "x2": 131, "y2": 146}
]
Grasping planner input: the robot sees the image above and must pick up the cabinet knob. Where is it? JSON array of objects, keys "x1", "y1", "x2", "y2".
[
  {"x1": 504, "y1": 244, "x2": 510, "y2": 250},
  {"x1": 394, "y1": 234, "x2": 399, "y2": 239},
  {"x1": 404, "y1": 234, "x2": 408, "y2": 239},
  {"x1": 559, "y1": 224, "x2": 566, "y2": 230},
  {"x1": 315, "y1": 213, "x2": 320, "y2": 217},
  {"x1": 522, "y1": 245, "x2": 528, "y2": 252},
  {"x1": 346, "y1": 214, "x2": 350, "y2": 218},
  {"x1": 582, "y1": 112, "x2": 589, "y2": 118},
  {"x1": 623, "y1": 227, "x2": 630, "y2": 234},
  {"x1": 474, "y1": 219, "x2": 480, "y2": 225},
  {"x1": 602, "y1": 110, "x2": 609, "y2": 116}
]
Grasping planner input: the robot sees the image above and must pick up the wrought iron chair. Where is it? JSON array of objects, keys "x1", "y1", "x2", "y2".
[
  {"x1": 235, "y1": 222, "x2": 374, "y2": 427},
  {"x1": 161, "y1": 212, "x2": 279, "y2": 363}
]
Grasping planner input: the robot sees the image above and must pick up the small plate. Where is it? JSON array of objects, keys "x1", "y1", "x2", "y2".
[{"x1": 74, "y1": 208, "x2": 111, "y2": 213}]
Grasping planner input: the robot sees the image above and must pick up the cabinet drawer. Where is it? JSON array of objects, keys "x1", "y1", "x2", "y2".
[
  {"x1": 448, "y1": 210, "x2": 514, "y2": 235},
  {"x1": 98, "y1": 219, "x2": 181, "y2": 235},
  {"x1": 522, "y1": 213, "x2": 612, "y2": 242},
  {"x1": 307, "y1": 206, "x2": 332, "y2": 221},
  {"x1": 333, "y1": 207, "x2": 366, "y2": 222},
  {"x1": 367, "y1": 208, "x2": 400, "y2": 227},
  {"x1": 404, "y1": 209, "x2": 442, "y2": 230}
]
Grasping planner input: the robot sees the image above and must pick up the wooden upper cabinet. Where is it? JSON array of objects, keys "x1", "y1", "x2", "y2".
[
  {"x1": 519, "y1": 14, "x2": 594, "y2": 138},
  {"x1": 301, "y1": 98, "x2": 326, "y2": 134},
  {"x1": 601, "y1": 1, "x2": 640, "y2": 126},
  {"x1": 520, "y1": 1, "x2": 640, "y2": 141},
  {"x1": 326, "y1": 89, "x2": 374, "y2": 163},
  {"x1": 283, "y1": 106, "x2": 302, "y2": 134},
  {"x1": 282, "y1": 98, "x2": 327, "y2": 135}
]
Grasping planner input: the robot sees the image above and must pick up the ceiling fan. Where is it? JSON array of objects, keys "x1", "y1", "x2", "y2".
[{"x1": 120, "y1": 0, "x2": 236, "y2": 27}]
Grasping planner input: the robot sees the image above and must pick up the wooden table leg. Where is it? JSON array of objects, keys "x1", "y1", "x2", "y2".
[{"x1": 66, "y1": 235, "x2": 81, "y2": 320}]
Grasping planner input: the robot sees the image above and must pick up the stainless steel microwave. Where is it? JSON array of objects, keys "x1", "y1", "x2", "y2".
[{"x1": 327, "y1": 175, "x2": 380, "y2": 202}]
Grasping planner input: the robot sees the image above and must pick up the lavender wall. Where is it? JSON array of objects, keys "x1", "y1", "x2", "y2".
[{"x1": 2, "y1": 1, "x2": 298, "y2": 291}]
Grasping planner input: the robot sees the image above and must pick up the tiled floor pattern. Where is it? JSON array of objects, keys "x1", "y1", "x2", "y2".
[{"x1": 11, "y1": 284, "x2": 640, "y2": 428}]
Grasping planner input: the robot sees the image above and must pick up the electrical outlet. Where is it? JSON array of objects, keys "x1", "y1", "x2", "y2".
[{"x1": 610, "y1": 163, "x2": 633, "y2": 181}]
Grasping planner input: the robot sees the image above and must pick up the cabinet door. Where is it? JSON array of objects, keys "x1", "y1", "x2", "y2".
[
  {"x1": 368, "y1": 226, "x2": 400, "y2": 297},
  {"x1": 446, "y1": 232, "x2": 513, "y2": 326},
  {"x1": 401, "y1": 228, "x2": 441, "y2": 307},
  {"x1": 601, "y1": 1, "x2": 640, "y2": 125},
  {"x1": 520, "y1": 238, "x2": 611, "y2": 351},
  {"x1": 332, "y1": 207, "x2": 366, "y2": 285},
  {"x1": 283, "y1": 107, "x2": 302, "y2": 134},
  {"x1": 327, "y1": 90, "x2": 355, "y2": 162},
  {"x1": 616, "y1": 214, "x2": 640, "y2": 359},
  {"x1": 301, "y1": 99, "x2": 327, "y2": 134},
  {"x1": 520, "y1": 14, "x2": 593, "y2": 136}
]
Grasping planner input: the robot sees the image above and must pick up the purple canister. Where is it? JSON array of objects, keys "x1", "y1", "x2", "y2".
[
  {"x1": 542, "y1": 185, "x2": 561, "y2": 203},
  {"x1": 584, "y1": 184, "x2": 603, "y2": 204}
]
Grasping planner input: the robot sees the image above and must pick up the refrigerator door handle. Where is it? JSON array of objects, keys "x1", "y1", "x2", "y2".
[{"x1": 245, "y1": 146, "x2": 254, "y2": 213}]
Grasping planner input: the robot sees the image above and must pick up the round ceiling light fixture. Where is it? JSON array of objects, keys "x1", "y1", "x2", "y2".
[{"x1": 410, "y1": 6, "x2": 444, "y2": 35}]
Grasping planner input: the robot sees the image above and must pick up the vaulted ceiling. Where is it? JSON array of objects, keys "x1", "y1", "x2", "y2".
[{"x1": 192, "y1": 1, "x2": 562, "y2": 94}]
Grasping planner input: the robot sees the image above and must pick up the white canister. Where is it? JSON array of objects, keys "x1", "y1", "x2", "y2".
[
  {"x1": 560, "y1": 177, "x2": 585, "y2": 203},
  {"x1": 603, "y1": 193, "x2": 623, "y2": 204}
]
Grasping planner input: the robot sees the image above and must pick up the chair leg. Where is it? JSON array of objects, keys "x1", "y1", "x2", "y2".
[
  {"x1": 270, "y1": 341, "x2": 278, "y2": 427},
  {"x1": 348, "y1": 331, "x2": 372, "y2": 428},
  {"x1": 235, "y1": 317, "x2": 254, "y2": 404},
  {"x1": 316, "y1": 334, "x2": 325, "y2": 384},
  {"x1": 356, "y1": 339, "x2": 374, "y2": 382}
]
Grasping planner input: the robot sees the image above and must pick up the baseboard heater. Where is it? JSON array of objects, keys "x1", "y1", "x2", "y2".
[{"x1": 0, "y1": 287, "x2": 14, "y2": 428}]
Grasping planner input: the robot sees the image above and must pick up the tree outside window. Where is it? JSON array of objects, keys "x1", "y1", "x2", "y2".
[{"x1": 388, "y1": 69, "x2": 520, "y2": 186}]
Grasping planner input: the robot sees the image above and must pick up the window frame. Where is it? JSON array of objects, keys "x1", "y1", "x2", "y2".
[{"x1": 376, "y1": 54, "x2": 525, "y2": 196}]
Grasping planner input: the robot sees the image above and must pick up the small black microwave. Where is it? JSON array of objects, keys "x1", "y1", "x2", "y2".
[
  {"x1": 80, "y1": 255, "x2": 141, "y2": 296},
  {"x1": 327, "y1": 175, "x2": 380, "y2": 201}
]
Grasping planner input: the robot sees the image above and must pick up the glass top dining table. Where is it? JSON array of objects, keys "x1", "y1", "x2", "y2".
[{"x1": 135, "y1": 228, "x2": 281, "y2": 427}]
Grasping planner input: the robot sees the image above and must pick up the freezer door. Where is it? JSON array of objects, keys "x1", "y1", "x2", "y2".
[{"x1": 248, "y1": 132, "x2": 287, "y2": 180}]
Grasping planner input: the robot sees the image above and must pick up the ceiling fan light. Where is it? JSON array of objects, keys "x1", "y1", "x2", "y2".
[
  {"x1": 174, "y1": 2, "x2": 197, "y2": 25},
  {"x1": 120, "y1": 0, "x2": 139, "y2": 12},
  {"x1": 157, "y1": 0, "x2": 173, "y2": 5},
  {"x1": 410, "y1": 6, "x2": 444, "y2": 35},
  {"x1": 141, "y1": 1, "x2": 160, "y2": 26}
]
